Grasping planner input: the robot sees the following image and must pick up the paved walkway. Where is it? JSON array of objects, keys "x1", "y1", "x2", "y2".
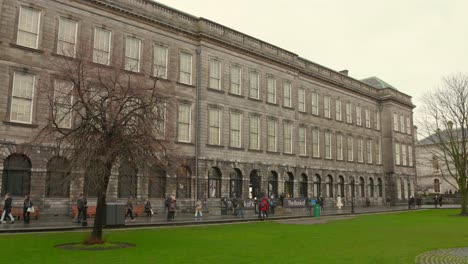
[
  {"x1": 0, "y1": 204, "x2": 460, "y2": 234},
  {"x1": 415, "y1": 248, "x2": 468, "y2": 264}
]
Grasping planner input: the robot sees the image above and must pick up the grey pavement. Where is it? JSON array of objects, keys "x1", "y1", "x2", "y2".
[{"x1": 0, "y1": 204, "x2": 460, "y2": 234}]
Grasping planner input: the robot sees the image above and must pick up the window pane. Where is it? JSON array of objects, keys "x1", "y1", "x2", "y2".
[
  {"x1": 249, "y1": 72, "x2": 259, "y2": 99},
  {"x1": 267, "y1": 78, "x2": 276, "y2": 103},
  {"x1": 230, "y1": 66, "x2": 241, "y2": 95},
  {"x1": 153, "y1": 45, "x2": 168, "y2": 78},
  {"x1": 178, "y1": 104, "x2": 191, "y2": 142},
  {"x1": 93, "y1": 28, "x2": 111, "y2": 65},
  {"x1": 17, "y1": 7, "x2": 40, "y2": 49},
  {"x1": 209, "y1": 60, "x2": 221, "y2": 90},
  {"x1": 125, "y1": 37, "x2": 141, "y2": 72},
  {"x1": 179, "y1": 53, "x2": 192, "y2": 85},
  {"x1": 298, "y1": 88, "x2": 305, "y2": 112},
  {"x1": 283, "y1": 82, "x2": 291, "y2": 107},
  {"x1": 57, "y1": 18, "x2": 77, "y2": 57}
]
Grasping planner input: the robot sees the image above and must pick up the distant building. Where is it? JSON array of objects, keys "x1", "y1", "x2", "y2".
[{"x1": 0, "y1": 0, "x2": 416, "y2": 214}]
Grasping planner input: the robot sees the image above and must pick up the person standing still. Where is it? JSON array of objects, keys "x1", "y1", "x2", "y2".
[
  {"x1": 125, "y1": 196, "x2": 135, "y2": 222},
  {"x1": 168, "y1": 196, "x2": 177, "y2": 221},
  {"x1": 74, "y1": 193, "x2": 86, "y2": 223},
  {"x1": 438, "y1": 195, "x2": 443, "y2": 207},
  {"x1": 434, "y1": 195, "x2": 438, "y2": 208},
  {"x1": 0, "y1": 193, "x2": 14, "y2": 224},
  {"x1": 237, "y1": 199, "x2": 244, "y2": 218},
  {"x1": 194, "y1": 199, "x2": 203, "y2": 220},
  {"x1": 23, "y1": 195, "x2": 33, "y2": 224}
]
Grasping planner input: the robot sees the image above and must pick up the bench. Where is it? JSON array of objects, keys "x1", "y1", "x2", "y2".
[
  {"x1": 133, "y1": 204, "x2": 146, "y2": 217},
  {"x1": 71, "y1": 205, "x2": 97, "y2": 219},
  {"x1": 10, "y1": 206, "x2": 40, "y2": 220}
]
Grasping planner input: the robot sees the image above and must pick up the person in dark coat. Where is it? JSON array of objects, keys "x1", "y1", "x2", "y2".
[
  {"x1": 416, "y1": 196, "x2": 422, "y2": 208},
  {"x1": 144, "y1": 199, "x2": 152, "y2": 217},
  {"x1": 167, "y1": 196, "x2": 176, "y2": 221},
  {"x1": 0, "y1": 193, "x2": 14, "y2": 224},
  {"x1": 434, "y1": 195, "x2": 438, "y2": 208},
  {"x1": 438, "y1": 195, "x2": 443, "y2": 207},
  {"x1": 23, "y1": 195, "x2": 33, "y2": 223},
  {"x1": 125, "y1": 196, "x2": 135, "y2": 222},
  {"x1": 253, "y1": 197, "x2": 258, "y2": 215},
  {"x1": 74, "y1": 193, "x2": 87, "y2": 223}
]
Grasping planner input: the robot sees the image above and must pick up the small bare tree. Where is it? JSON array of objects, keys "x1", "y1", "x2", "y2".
[
  {"x1": 420, "y1": 73, "x2": 468, "y2": 215},
  {"x1": 35, "y1": 50, "x2": 179, "y2": 243}
]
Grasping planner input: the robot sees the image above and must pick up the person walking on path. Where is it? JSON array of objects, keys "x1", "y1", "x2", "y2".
[
  {"x1": 0, "y1": 193, "x2": 14, "y2": 224},
  {"x1": 237, "y1": 198, "x2": 245, "y2": 218},
  {"x1": 438, "y1": 195, "x2": 443, "y2": 207},
  {"x1": 269, "y1": 196, "x2": 276, "y2": 215},
  {"x1": 194, "y1": 199, "x2": 203, "y2": 220},
  {"x1": 434, "y1": 195, "x2": 438, "y2": 208},
  {"x1": 260, "y1": 196, "x2": 269, "y2": 220},
  {"x1": 125, "y1": 196, "x2": 135, "y2": 222},
  {"x1": 336, "y1": 195, "x2": 343, "y2": 209},
  {"x1": 318, "y1": 196, "x2": 324, "y2": 210},
  {"x1": 144, "y1": 199, "x2": 153, "y2": 217},
  {"x1": 167, "y1": 196, "x2": 176, "y2": 221},
  {"x1": 416, "y1": 196, "x2": 422, "y2": 208},
  {"x1": 74, "y1": 193, "x2": 87, "y2": 223},
  {"x1": 23, "y1": 195, "x2": 33, "y2": 224},
  {"x1": 253, "y1": 197, "x2": 258, "y2": 215}
]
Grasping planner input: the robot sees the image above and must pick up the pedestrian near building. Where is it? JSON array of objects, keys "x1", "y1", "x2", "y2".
[
  {"x1": 434, "y1": 195, "x2": 438, "y2": 208},
  {"x1": 269, "y1": 196, "x2": 276, "y2": 215},
  {"x1": 74, "y1": 193, "x2": 87, "y2": 223},
  {"x1": 237, "y1": 199, "x2": 244, "y2": 218},
  {"x1": 23, "y1": 195, "x2": 33, "y2": 224},
  {"x1": 416, "y1": 196, "x2": 422, "y2": 208},
  {"x1": 0, "y1": 193, "x2": 14, "y2": 224},
  {"x1": 260, "y1": 196, "x2": 269, "y2": 220},
  {"x1": 253, "y1": 197, "x2": 258, "y2": 215},
  {"x1": 438, "y1": 195, "x2": 443, "y2": 207},
  {"x1": 194, "y1": 199, "x2": 203, "y2": 220},
  {"x1": 125, "y1": 196, "x2": 135, "y2": 222},
  {"x1": 144, "y1": 199, "x2": 153, "y2": 217},
  {"x1": 318, "y1": 197, "x2": 324, "y2": 210},
  {"x1": 336, "y1": 195, "x2": 343, "y2": 209},
  {"x1": 167, "y1": 196, "x2": 176, "y2": 221}
]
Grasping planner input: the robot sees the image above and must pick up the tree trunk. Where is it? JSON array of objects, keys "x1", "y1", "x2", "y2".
[
  {"x1": 460, "y1": 189, "x2": 468, "y2": 216},
  {"x1": 86, "y1": 161, "x2": 113, "y2": 244}
]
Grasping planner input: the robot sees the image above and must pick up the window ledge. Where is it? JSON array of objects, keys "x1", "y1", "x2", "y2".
[
  {"x1": 3, "y1": 120, "x2": 39, "y2": 128},
  {"x1": 266, "y1": 101, "x2": 278, "y2": 106},
  {"x1": 123, "y1": 69, "x2": 145, "y2": 76},
  {"x1": 266, "y1": 151, "x2": 280, "y2": 155},
  {"x1": 150, "y1": 76, "x2": 172, "y2": 83},
  {"x1": 247, "y1": 148, "x2": 263, "y2": 153},
  {"x1": 10, "y1": 43, "x2": 44, "y2": 54},
  {"x1": 228, "y1": 146, "x2": 244, "y2": 151},
  {"x1": 247, "y1": 97, "x2": 261, "y2": 102},
  {"x1": 283, "y1": 152, "x2": 295, "y2": 156},
  {"x1": 206, "y1": 144, "x2": 224, "y2": 149},
  {"x1": 228, "y1": 92, "x2": 244, "y2": 98},
  {"x1": 175, "y1": 141, "x2": 194, "y2": 146},
  {"x1": 207, "y1": 87, "x2": 225, "y2": 94},
  {"x1": 282, "y1": 106, "x2": 294, "y2": 110},
  {"x1": 176, "y1": 82, "x2": 195, "y2": 88},
  {"x1": 299, "y1": 155, "x2": 309, "y2": 158}
]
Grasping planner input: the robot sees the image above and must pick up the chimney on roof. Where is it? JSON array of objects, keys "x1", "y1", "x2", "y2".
[{"x1": 339, "y1": 70, "x2": 348, "y2": 75}]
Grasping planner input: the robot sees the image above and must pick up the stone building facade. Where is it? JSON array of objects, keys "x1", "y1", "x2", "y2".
[{"x1": 0, "y1": 0, "x2": 416, "y2": 215}]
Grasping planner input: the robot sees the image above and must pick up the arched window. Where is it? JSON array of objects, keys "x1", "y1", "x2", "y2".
[
  {"x1": 118, "y1": 161, "x2": 138, "y2": 198},
  {"x1": 208, "y1": 167, "x2": 222, "y2": 198},
  {"x1": 377, "y1": 178, "x2": 383, "y2": 197},
  {"x1": 284, "y1": 172, "x2": 294, "y2": 198},
  {"x1": 249, "y1": 170, "x2": 261, "y2": 199},
  {"x1": 338, "y1": 176, "x2": 345, "y2": 197},
  {"x1": 2, "y1": 154, "x2": 31, "y2": 196},
  {"x1": 46, "y1": 156, "x2": 70, "y2": 197},
  {"x1": 359, "y1": 177, "x2": 365, "y2": 197},
  {"x1": 434, "y1": 179, "x2": 440, "y2": 193},
  {"x1": 300, "y1": 174, "x2": 308, "y2": 197},
  {"x1": 230, "y1": 169, "x2": 242, "y2": 198},
  {"x1": 268, "y1": 171, "x2": 279, "y2": 198},
  {"x1": 314, "y1": 174, "x2": 322, "y2": 197},
  {"x1": 177, "y1": 166, "x2": 191, "y2": 198},
  {"x1": 327, "y1": 175, "x2": 334, "y2": 197},
  {"x1": 148, "y1": 166, "x2": 166, "y2": 198},
  {"x1": 349, "y1": 176, "x2": 356, "y2": 198},
  {"x1": 368, "y1": 178, "x2": 374, "y2": 198}
]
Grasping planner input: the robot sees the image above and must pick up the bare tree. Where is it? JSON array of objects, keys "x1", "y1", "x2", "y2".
[
  {"x1": 420, "y1": 73, "x2": 468, "y2": 215},
  {"x1": 35, "y1": 50, "x2": 179, "y2": 243}
]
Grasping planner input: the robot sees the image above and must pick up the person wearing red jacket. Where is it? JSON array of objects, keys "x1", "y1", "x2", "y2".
[{"x1": 260, "y1": 196, "x2": 269, "y2": 220}]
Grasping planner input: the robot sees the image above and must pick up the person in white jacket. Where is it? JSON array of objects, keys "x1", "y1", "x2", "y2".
[{"x1": 336, "y1": 195, "x2": 343, "y2": 209}]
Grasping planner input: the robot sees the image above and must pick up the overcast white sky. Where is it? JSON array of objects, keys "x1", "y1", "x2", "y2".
[{"x1": 156, "y1": 0, "x2": 468, "y2": 120}]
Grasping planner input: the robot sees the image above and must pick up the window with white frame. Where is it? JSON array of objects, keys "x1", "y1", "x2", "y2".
[
  {"x1": 400, "y1": 115, "x2": 405, "y2": 133},
  {"x1": 153, "y1": 45, "x2": 168, "y2": 78},
  {"x1": 298, "y1": 88, "x2": 305, "y2": 112},
  {"x1": 283, "y1": 123, "x2": 293, "y2": 154},
  {"x1": 376, "y1": 140, "x2": 382, "y2": 164},
  {"x1": 209, "y1": 59, "x2": 222, "y2": 90},
  {"x1": 365, "y1": 109, "x2": 370, "y2": 128},
  {"x1": 366, "y1": 140, "x2": 372, "y2": 164},
  {"x1": 347, "y1": 137, "x2": 354, "y2": 162},
  {"x1": 57, "y1": 18, "x2": 77, "y2": 57},
  {"x1": 249, "y1": 71, "x2": 260, "y2": 99},
  {"x1": 53, "y1": 80, "x2": 73, "y2": 128},
  {"x1": 17, "y1": 6, "x2": 41, "y2": 49},
  {"x1": 179, "y1": 52, "x2": 192, "y2": 85},
  {"x1": 356, "y1": 106, "x2": 362, "y2": 126},
  {"x1": 283, "y1": 82, "x2": 292, "y2": 107},
  {"x1": 324, "y1": 96, "x2": 330, "y2": 118},
  {"x1": 346, "y1": 102, "x2": 352, "y2": 123},
  {"x1": 402, "y1": 144, "x2": 407, "y2": 166},
  {"x1": 177, "y1": 104, "x2": 191, "y2": 142},
  {"x1": 299, "y1": 127, "x2": 307, "y2": 156},
  {"x1": 376, "y1": 111, "x2": 381, "y2": 130},
  {"x1": 393, "y1": 113, "x2": 399, "y2": 131},
  {"x1": 406, "y1": 117, "x2": 411, "y2": 135},
  {"x1": 230, "y1": 66, "x2": 241, "y2": 95},
  {"x1": 208, "y1": 108, "x2": 221, "y2": 145},
  {"x1": 337, "y1": 134, "x2": 343, "y2": 160},
  {"x1": 230, "y1": 111, "x2": 242, "y2": 148},
  {"x1": 335, "y1": 100, "x2": 342, "y2": 121},
  {"x1": 312, "y1": 129, "x2": 320, "y2": 158},
  {"x1": 267, "y1": 119, "x2": 277, "y2": 152},
  {"x1": 408, "y1": 145, "x2": 413, "y2": 166},
  {"x1": 358, "y1": 139, "x2": 364, "y2": 162},
  {"x1": 155, "y1": 101, "x2": 166, "y2": 138},
  {"x1": 311, "y1": 92, "x2": 318, "y2": 115},
  {"x1": 249, "y1": 116, "x2": 260, "y2": 150},
  {"x1": 93, "y1": 28, "x2": 111, "y2": 65},
  {"x1": 325, "y1": 132, "x2": 332, "y2": 159},
  {"x1": 395, "y1": 142, "x2": 401, "y2": 165},
  {"x1": 124, "y1": 37, "x2": 141, "y2": 72},
  {"x1": 267, "y1": 77, "x2": 276, "y2": 104},
  {"x1": 10, "y1": 72, "x2": 35, "y2": 124}
]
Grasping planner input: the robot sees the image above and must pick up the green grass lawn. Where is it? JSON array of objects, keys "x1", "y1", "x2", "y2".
[{"x1": 1, "y1": 209, "x2": 467, "y2": 264}]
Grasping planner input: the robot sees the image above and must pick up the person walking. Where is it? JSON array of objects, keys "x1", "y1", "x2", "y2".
[
  {"x1": 168, "y1": 196, "x2": 176, "y2": 221},
  {"x1": 416, "y1": 196, "x2": 422, "y2": 208},
  {"x1": 318, "y1": 196, "x2": 324, "y2": 210},
  {"x1": 269, "y1": 196, "x2": 276, "y2": 215},
  {"x1": 237, "y1": 198, "x2": 244, "y2": 218},
  {"x1": 144, "y1": 199, "x2": 153, "y2": 217},
  {"x1": 438, "y1": 195, "x2": 443, "y2": 207},
  {"x1": 434, "y1": 195, "x2": 438, "y2": 208},
  {"x1": 23, "y1": 195, "x2": 33, "y2": 224},
  {"x1": 0, "y1": 193, "x2": 14, "y2": 224},
  {"x1": 253, "y1": 197, "x2": 258, "y2": 216},
  {"x1": 125, "y1": 196, "x2": 135, "y2": 222},
  {"x1": 260, "y1": 196, "x2": 269, "y2": 220},
  {"x1": 74, "y1": 193, "x2": 87, "y2": 223},
  {"x1": 194, "y1": 199, "x2": 203, "y2": 220},
  {"x1": 336, "y1": 195, "x2": 343, "y2": 209}
]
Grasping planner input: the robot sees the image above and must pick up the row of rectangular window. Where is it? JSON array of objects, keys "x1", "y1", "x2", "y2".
[
  {"x1": 395, "y1": 143, "x2": 414, "y2": 167},
  {"x1": 393, "y1": 113, "x2": 412, "y2": 135},
  {"x1": 203, "y1": 108, "x2": 383, "y2": 164}
]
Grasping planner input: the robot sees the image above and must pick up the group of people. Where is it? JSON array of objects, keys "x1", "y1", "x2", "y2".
[
  {"x1": 0, "y1": 193, "x2": 34, "y2": 224},
  {"x1": 407, "y1": 196, "x2": 423, "y2": 209},
  {"x1": 434, "y1": 195, "x2": 443, "y2": 208}
]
